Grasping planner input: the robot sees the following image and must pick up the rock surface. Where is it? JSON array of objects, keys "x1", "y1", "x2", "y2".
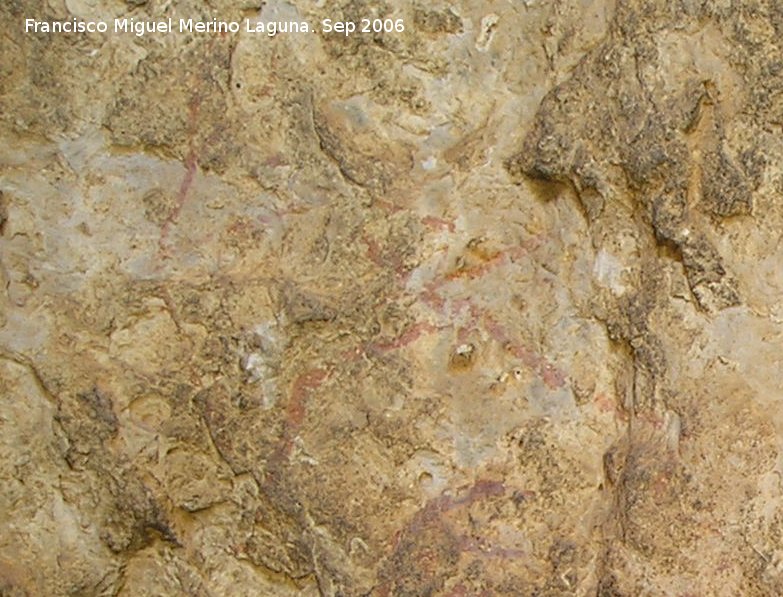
[{"x1": 2, "y1": 0, "x2": 783, "y2": 595}]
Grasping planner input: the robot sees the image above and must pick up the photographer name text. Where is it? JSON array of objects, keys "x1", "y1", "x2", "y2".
[{"x1": 24, "y1": 17, "x2": 406, "y2": 37}]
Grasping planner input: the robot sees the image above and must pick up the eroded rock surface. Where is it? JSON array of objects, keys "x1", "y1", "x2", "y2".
[{"x1": 2, "y1": 0, "x2": 783, "y2": 595}]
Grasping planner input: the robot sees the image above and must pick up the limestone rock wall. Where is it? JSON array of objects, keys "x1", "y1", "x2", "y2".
[{"x1": 2, "y1": 0, "x2": 783, "y2": 595}]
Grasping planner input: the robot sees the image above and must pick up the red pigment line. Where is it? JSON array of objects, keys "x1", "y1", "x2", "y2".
[
  {"x1": 446, "y1": 479, "x2": 506, "y2": 511},
  {"x1": 368, "y1": 321, "x2": 439, "y2": 353},
  {"x1": 540, "y1": 362, "x2": 566, "y2": 388},
  {"x1": 158, "y1": 151, "x2": 198, "y2": 256},
  {"x1": 473, "y1": 238, "x2": 539, "y2": 276},
  {"x1": 419, "y1": 286, "x2": 481, "y2": 319},
  {"x1": 172, "y1": 152, "x2": 198, "y2": 221},
  {"x1": 361, "y1": 233, "x2": 410, "y2": 279},
  {"x1": 395, "y1": 480, "x2": 507, "y2": 542},
  {"x1": 445, "y1": 252, "x2": 504, "y2": 281},
  {"x1": 445, "y1": 584, "x2": 469, "y2": 597},
  {"x1": 336, "y1": 321, "x2": 443, "y2": 368},
  {"x1": 158, "y1": 96, "x2": 202, "y2": 259},
  {"x1": 445, "y1": 238, "x2": 541, "y2": 282},
  {"x1": 362, "y1": 234, "x2": 385, "y2": 268},
  {"x1": 420, "y1": 283, "x2": 447, "y2": 311},
  {"x1": 444, "y1": 585, "x2": 493, "y2": 597},
  {"x1": 483, "y1": 312, "x2": 566, "y2": 390},
  {"x1": 417, "y1": 252, "x2": 568, "y2": 390},
  {"x1": 373, "y1": 197, "x2": 403, "y2": 213},
  {"x1": 513, "y1": 489, "x2": 537, "y2": 502},
  {"x1": 415, "y1": 237, "x2": 542, "y2": 315},
  {"x1": 456, "y1": 325, "x2": 478, "y2": 344},
  {"x1": 258, "y1": 204, "x2": 310, "y2": 224},
  {"x1": 266, "y1": 367, "x2": 330, "y2": 469},
  {"x1": 378, "y1": 480, "x2": 521, "y2": 597},
  {"x1": 422, "y1": 215, "x2": 456, "y2": 233},
  {"x1": 285, "y1": 368, "x2": 328, "y2": 432}
]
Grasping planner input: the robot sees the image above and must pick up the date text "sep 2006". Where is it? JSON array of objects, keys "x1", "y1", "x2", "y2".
[{"x1": 322, "y1": 18, "x2": 405, "y2": 35}]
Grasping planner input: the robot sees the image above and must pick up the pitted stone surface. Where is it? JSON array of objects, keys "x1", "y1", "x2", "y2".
[{"x1": 2, "y1": 1, "x2": 783, "y2": 595}]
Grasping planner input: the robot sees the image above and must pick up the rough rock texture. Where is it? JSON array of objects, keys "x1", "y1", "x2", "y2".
[{"x1": 3, "y1": 0, "x2": 783, "y2": 595}]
